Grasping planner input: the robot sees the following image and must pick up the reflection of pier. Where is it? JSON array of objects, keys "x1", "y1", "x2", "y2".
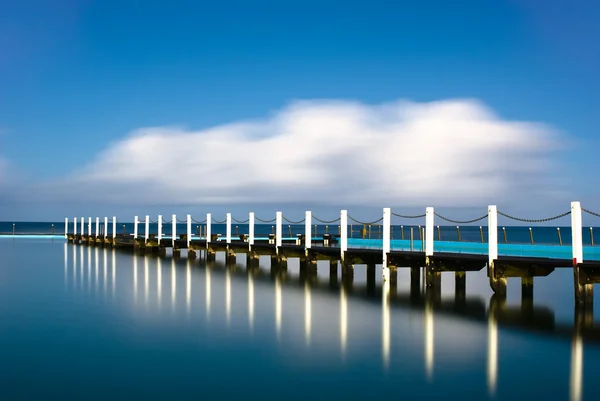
[{"x1": 64, "y1": 243, "x2": 593, "y2": 398}]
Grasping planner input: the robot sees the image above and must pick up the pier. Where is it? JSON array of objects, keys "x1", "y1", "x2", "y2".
[{"x1": 63, "y1": 201, "x2": 600, "y2": 307}]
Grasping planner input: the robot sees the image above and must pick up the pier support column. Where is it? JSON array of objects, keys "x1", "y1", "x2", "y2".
[
  {"x1": 488, "y1": 261, "x2": 507, "y2": 297},
  {"x1": 226, "y1": 248, "x2": 236, "y2": 265},
  {"x1": 328, "y1": 260, "x2": 338, "y2": 288},
  {"x1": 455, "y1": 271, "x2": 466, "y2": 307},
  {"x1": 341, "y1": 261, "x2": 354, "y2": 290},
  {"x1": 159, "y1": 246, "x2": 167, "y2": 258},
  {"x1": 410, "y1": 266, "x2": 421, "y2": 301},
  {"x1": 188, "y1": 248, "x2": 197, "y2": 260},
  {"x1": 389, "y1": 266, "x2": 398, "y2": 287},
  {"x1": 206, "y1": 246, "x2": 216, "y2": 262},
  {"x1": 367, "y1": 263, "x2": 376, "y2": 295},
  {"x1": 173, "y1": 248, "x2": 181, "y2": 258},
  {"x1": 246, "y1": 250, "x2": 259, "y2": 268},
  {"x1": 574, "y1": 265, "x2": 594, "y2": 306},
  {"x1": 425, "y1": 257, "x2": 441, "y2": 288},
  {"x1": 521, "y1": 276, "x2": 534, "y2": 300}
]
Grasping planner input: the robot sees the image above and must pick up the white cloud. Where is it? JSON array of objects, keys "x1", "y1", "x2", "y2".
[{"x1": 68, "y1": 98, "x2": 563, "y2": 207}]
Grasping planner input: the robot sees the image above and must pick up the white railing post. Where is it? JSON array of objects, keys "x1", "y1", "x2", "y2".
[
  {"x1": 172, "y1": 214, "x2": 177, "y2": 247},
  {"x1": 95, "y1": 217, "x2": 100, "y2": 238},
  {"x1": 425, "y1": 207, "x2": 434, "y2": 256},
  {"x1": 340, "y1": 210, "x2": 348, "y2": 262},
  {"x1": 65, "y1": 217, "x2": 68, "y2": 238},
  {"x1": 88, "y1": 217, "x2": 92, "y2": 236},
  {"x1": 226, "y1": 213, "x2": 232, "y2": 244},
  {"x1": 305, "y1": 211, "x2": 312, "y2": 249},
  {"x1": 249, "y1": 212, "x2": 255, "y2": 247},
  {"x1": 488, "y1": 206, "x2": 498, "y2": 265},
  {"x1": 571, "y1": 201, "x2": 583, "y2": 265},
  {"x1": 206, "y1": 213, "x2": 212, "y2": 243},
  {"x1": 158, "y1": 215, "x2": 163, "y2": 241},
  {"x1": 112, "y1": 216, "x2": 116, "y2": 239},
  {"x1": 145, "y1": 215, "x2": 150, "y2": 244},
  {"x1": 104, "y1": 217, "x2": 108, "y2": 237},
  {"x1": 74, "y1": 217, "x2": 78, "y2": 236},
  {"x1": 133, "y1": 216, "x2": 139, "y2": 238},
  {"x1": 383, "y1": 208, "x2": 391, "y2": 277},
  {"x1": 187, "y1": 214, "x2": 192, "y2": 248},
  {"x1": 276, "y1": 211, "x2": 282, "y2": 249},
  {"x1": 80, "y1": 217, "x2": 84, "y2": 237}
]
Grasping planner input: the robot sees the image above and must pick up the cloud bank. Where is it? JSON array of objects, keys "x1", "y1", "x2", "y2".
[{"x1": 67, "y1": 98, "x2": 561, "y2": 207}]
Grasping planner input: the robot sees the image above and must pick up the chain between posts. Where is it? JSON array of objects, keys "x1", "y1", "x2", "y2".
[
  {"x1": 149, "y1": 218, "x2": 157, "y2": 224},
  {"x1": 211, "y1": 217, "x2": 227, "y2": 224},
  {"x1": 497, "y1": 210, "x2": 571, "y2": 223},
  {"x1": 232, "y1": 217, "x2": 250, "y2": 224},
  {"x1": 162, "y1": 219, "x2": 172, "y2": 224},
  {"x1": 312, "y1": 215, "x2": 341, "y2": 224},
  {"x1": 192, "y1": 217, "x2": 207, "y2": 224},
  {"x1": 583, "y1": 208, "x2": 600, "y2": 218},
  {"x1": 282, "y1": 216, "x2": 306, "y2": 224},
  {"x1": 348, "y1": 215, "x2": 383, "y2": 225},
  {"x1": 176, "y1": 217, "x2": 187, "y2": 223},
  {"x1": 255, "y1": 216, "x2": 277, "y2": 223},
  {"x1": 433, "y1": 212, "x2": 488, "y2": 224},
  {"x1": 391, "y1": 212, "x2": 426, "y2": 219}
]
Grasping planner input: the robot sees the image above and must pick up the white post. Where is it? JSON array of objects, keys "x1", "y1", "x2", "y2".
[
  {"x1": 80, "y1": 217, "x2": 84, "y2": 237},
  {"x1": 206, "y1": 213, "x2": 212, "y2": 243},
  {"x1": 340, "y1": 210, "x2": 348, "y2": 261},
  {"x1": 88, "y1": 217, "x2": 92, "y2": 236},
  {"x1": 145, "y1": 215, "x2": 150, "y2": 244},
  {"x1": 305, "y1": 211, "x2": 312, "y2": 249},
  {"x1": 133, "y1": 215, "x2": 138, "y2": 238},
  {"x1": 95, "y1": 217, "x2": 100, "y2": 238},
  {"x1": 172, "y1": 214, "x2": 177, "y2": 247},
  {"x1": 249, "y1": 212, "x2": 255, "y2": 246},
  {"x1": 65, "y1": 217, "x2": 69, "y2": 238},
  {"x1": 186, "y1": 214, "x2": 192, "y2": 248},
  {"x1": 571, "y1": 201, "x2": 583, "y2": 265},
  {"x1": 158, "y1": 215, "x2": 163, "y2": 241},
  {"x1": 425, "y1": 207, "x2": 434, "y2": 256},
  {"x1": 112, "y1": 216, "x2": 116, "y2": 239},
  {"x1": 276, "y1": 211, "x2": 282, "y2": 248},
  {"x1": 104, "y1": 217, "x2": 108, "y2": 237},
  {"x1": 74, "y1": 217, "x2": 78, "y2": 236},
  {"x1": 226, "y1": 213, "x2": 232, "y2": 244},
  {"x1": 383, "y1": 208, "x2": 391, "y2": 275},
  {"x1": 488, "y1": 206, "x2": 498, "y2": 265}
]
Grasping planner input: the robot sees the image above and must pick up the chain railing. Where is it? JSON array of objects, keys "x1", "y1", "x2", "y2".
[
  {"x1": 583, "y1": 208, "x2": 600, "y2": 218},
  {"x1": 497, "y1": 210, "x2": 571, "y2": 223},
  {"x1": 232, "y1": 216, "x2": 250, "y2": 224},
  {"x1": 255, "y1": 216, "x2": 277, "y2": 223},
  {"x1": 192, "y1": 217, "x2": 207, "y2": 224},
  {"x1": 312, "y1": 215, "x2": 341, "y2": 224},
  {"x1": 282, "y1": 215, "x2": 306, "y2": 224},
  {"x1": 211, "y1": 216, "x2": 227, "y2": 224},
  {"x1": 434, "y1": 212, "x2": 488, "y2": 224},
  {"x1": 391, "y1": 212, "x2": 426, "y2": 219},
  {"x1": 348, "y1": 215, "x2": 384, "y2": 225}
]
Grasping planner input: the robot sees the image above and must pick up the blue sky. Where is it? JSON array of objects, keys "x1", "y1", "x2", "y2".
[{"x1": 1, "y1": 0, "x2": 599, "y2": 221}]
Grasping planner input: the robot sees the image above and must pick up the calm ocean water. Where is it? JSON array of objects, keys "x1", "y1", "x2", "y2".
[
  {"x1": 1, "y1": 221, "x2": 599, "y2": 245},
  {"x1": 1, "y1": 238, "x2": 600, "y2": 400}
]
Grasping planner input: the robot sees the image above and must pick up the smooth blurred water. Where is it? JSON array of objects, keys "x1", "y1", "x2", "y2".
[{"x1": 1, "y1": 238, "x2": 600, "y2": 400}]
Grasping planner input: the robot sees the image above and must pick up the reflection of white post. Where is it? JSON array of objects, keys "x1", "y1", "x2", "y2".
[
  {"x1": 340, "y1": 210, "x2": 348, "y2": 262},
  {"x1": 206, "y1": 213, "x2": 212, "y2": 244},
  {"x1": 570, "y1": 334, "x2": 583, "y2": 401},
  {"x1": 571, "y1": 201, "x2": 583, "y2": 265},
  {"x1": 425, "y1": 301, "x2": 434, "y2": 381},
  {"x1": 305, "y1": 283, "x2": 311, "y2": 346},
  {"x1": 134, "y1": 216, "x2": 139, "y2": 239},
  {"x1": 171, "y1": 214, "x2": 176, "y2": 248},
  {"x1": 157, "y1": 257, "x2": 162, "y2": 309},
  {"x1": 144, "y1": 256, "x2": 149, "y2": 306},
  {"x1": 95, "y1": 217, "x2": 100, "y2": 238},
  {"x1": 276, "y1": 211, "x2": 283, "y2": 249},
  {"x1": 145, "y1": 215, "x2": 149, "y2": 244},
  {"x1": 158, "y1": 215, "x2": 163, "y2": 242},
  {"x1": 171, "y1": 259, "x2": 176, "y2": 311},
  {"x1": 133, "y1": 255, "x2": 138, "y2": 303},
  {"x1": 425, "y1": 207, "x2": 434, "y2": 256},
  {"x1": 226, "y1": 269, "x2": 231, "y2": 324},
  {"x1": 74, "y1": 217, "x2": 78, "y2": 236},
  {"x1": 488, "y1": 206, "x2": 498, "y2": 264},
  {"x1": 80, "y1": 217, "x2": 84, "y2": 237},
  {"x1": 382, "y1": 279, "x2": 390, "y2": 370},
  {"x1": 112, "y1": 216, "x2": 116, "y2": 239},
  {"x1": 186, "y1": 214, "x2": 192, "y2": 248},
  {"x1": 226, "y1": 213, "x2": 232, "y2": 244},
  {"x1": 249, "y1": 212, "x2": 255, "y2": 248},
  {"x1": 305, "y1": 211, "x2": 312, "y2": 249},
  {"x1": 186, "y1": 261, "x2": 191, "y2": 315},
  {"x1": 487, "y1": 310, "x2": 498, "y2": 396},
  {"x1": 383, "y1": 208, "x2": 391, "y2": 279},
  {"x1": 248, "y1": 273, "x2": 254, "y2": 332},
  {"x1": 65, "y1": 217, "x2": 69, "y2": 238},
  {"x1": 104, "y1": 217, "x2": 108, "y2": 238},
  {"x1": 205, "y1": 266, "x2": 211, "y2": 319},
  {"x1": 275, "y1": 277, "x2": 282, "y2": 340},
  {"x1": 340, "y1": 287, "x2": 348, "y2": 358},
  {"x1": 88, "y1": 217, "x2": 92, "y2": 236}
]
